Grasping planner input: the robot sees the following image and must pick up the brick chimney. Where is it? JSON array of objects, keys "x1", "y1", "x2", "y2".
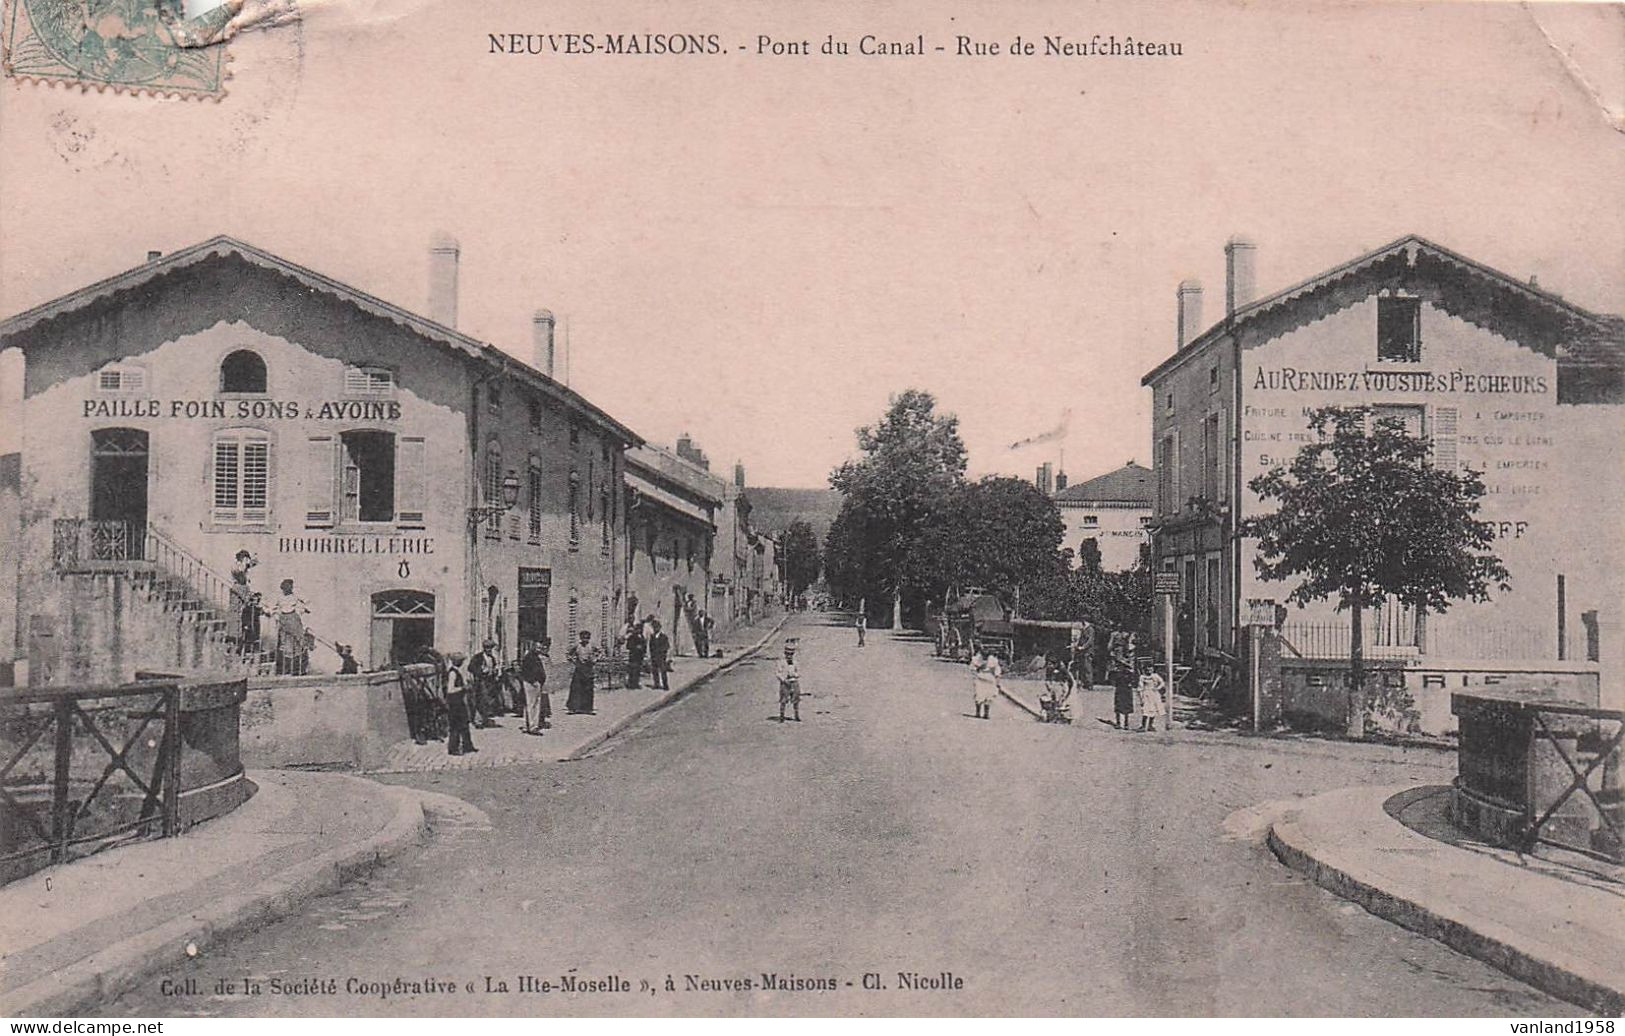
[
  {"x1": 428, "y1": 233, "x2": 460, "y2": 329},
  {"x1": 1177, "y1": 279, "x2": 1204, "y2": 349},
  {"x1": 734, "y1": 461, "x2": 746, "y2": 490},
  {"x1": 1225, "y1": 236, "x2": 1256, "y2": 317},
  {"x1": 1036, "y1": 462, "x2": 1053, "y2": 496},
  {"x1": 1055, "y1": 470, "x2": 1069, "y2": 492},
  {"x1": 532, "y1": 309, "x2": 556, "y2": 376}
]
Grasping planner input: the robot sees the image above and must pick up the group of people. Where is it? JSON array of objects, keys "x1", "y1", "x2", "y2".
[
  {"x1": 229, "y1": 550, "x2": 315, "y2": 675},
  {"x1": 963, "y1": 626, "x2": 1167, "y2": 731},
  {"x1": 405, "y1": 618, "x2": 698, "y2": 757}
]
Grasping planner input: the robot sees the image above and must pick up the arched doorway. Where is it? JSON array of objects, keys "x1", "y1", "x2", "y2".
[
  {"x1": 90, "y1": 428, "x2": 149, "y2": 560},
  {"x1": 371, "y1": 589, "x2": 435, "y2": 669}
]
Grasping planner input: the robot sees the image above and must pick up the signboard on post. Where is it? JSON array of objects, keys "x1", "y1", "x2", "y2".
[{"x1": 1153, "y1": 572, "x2": 1181, "y2": 596}]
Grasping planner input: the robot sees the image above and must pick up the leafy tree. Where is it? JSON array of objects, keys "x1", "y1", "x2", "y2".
[
  {"x1": 1076, "y1": 537, "x2": 1103, "y2": 576},
  {"x1": 827, "y1": 390, "x2": 968, "y2": 624},
  {"x1": 1240, "y1": 406, "x2": 1509, "y2": 738},
  {"x1": 780, "y1": 520, "x2": 821, "y2": 597},
  {"x1": 916, "y1": 476, "x2": 1065, "y2": 603}
]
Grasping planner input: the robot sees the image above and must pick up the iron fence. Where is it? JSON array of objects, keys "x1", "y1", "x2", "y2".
[
  {"x1": 1524, "y1": 702, "x2": 1623, "y2": 863},
  {"x1": 0, "y1": 679, "x2": 185, "y2": 885},
  {"x1": 1279, "y1": 619, "x2": 1555, "y2": 663}
]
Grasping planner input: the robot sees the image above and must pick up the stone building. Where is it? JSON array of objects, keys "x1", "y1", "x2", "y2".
[
  {"x1": 1051, "y1": 461, "x2": 1152, "y2": 571},
  {"x1": 1142, "y1": 234, "x2": 1625, "y2": 719},
  {"x1": 0, "y1": 235, "x2": 638, "y2": 685},
  {"x1": 624, "y1": 441, "x2": 725, "y2": 656}
]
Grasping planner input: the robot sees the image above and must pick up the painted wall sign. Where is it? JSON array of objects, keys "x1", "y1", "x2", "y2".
[
  {"x1": 82, "y1": 398, "x2": 404, "y2": 421},
  {"x1": 1250, "y1": 368, "x2": 1548, "y2": 395},
  {"x1": 277, "y1": 535, "x2": 435, "y2": 554}
]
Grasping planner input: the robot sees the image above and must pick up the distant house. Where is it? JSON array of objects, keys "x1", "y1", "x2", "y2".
[{"x1": 1052, "y1": 462, "x2": 1153, "y2": 571}]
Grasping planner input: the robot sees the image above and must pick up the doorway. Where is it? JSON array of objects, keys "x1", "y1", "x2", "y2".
[
  {"x1": 370, "y1": 589, "x2": 436, "y2": 668},
  {"x1": 90, "y1": 428, "x2": 149, "y2": 560}
]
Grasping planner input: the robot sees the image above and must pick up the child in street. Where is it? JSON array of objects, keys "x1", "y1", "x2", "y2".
[
  {"x1": 776, "y1": 638, "x2": 802, "y2": 722},
  {"x1": 971, "y1": 642, "x2": 1001, "y2": 720},
  {"x1": 1136, "y1": 661, "x2": 1167, "y2": 732}
]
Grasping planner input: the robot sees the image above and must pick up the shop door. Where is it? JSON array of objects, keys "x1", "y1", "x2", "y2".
[
  {"x1": 371, "y1": 590, "x2": 436, "y2": 668},
  {"x1": 517, "y1": 568, "x2": 551, "y2": 651},
  {"x1": 89, "y1": 428, "x2": 149, "y2": 560}
]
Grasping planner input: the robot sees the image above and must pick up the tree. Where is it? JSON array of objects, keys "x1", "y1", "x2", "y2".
[
  {"x1": 1076, "y1": 537, "x2": 1103, "y2": 576},
  {"x1": 827, "y1": 390, "x2": 968, "y2": 624},
  {"x1": 916, "y1": 476, "x2": 1065, "y2": 603},
  {"x1": 780, "y1": 520, "x2": 821, "y2": 597},
  {"x1": 1240, "y1": 406, "x2": 1509, "y2": 738}
]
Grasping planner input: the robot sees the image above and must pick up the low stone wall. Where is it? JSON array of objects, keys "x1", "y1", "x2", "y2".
[
  {"x1": 1275, "y1": 656, "x2": 1600, "y2": 737},
  {"x1": 238, "y1": 668, "x2": 415, "y2": 771}
]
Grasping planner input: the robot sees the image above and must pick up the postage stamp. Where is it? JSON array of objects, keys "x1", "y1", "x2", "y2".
[{"x1": 3, "y1": 0, "x2": 230, "y2": 99}]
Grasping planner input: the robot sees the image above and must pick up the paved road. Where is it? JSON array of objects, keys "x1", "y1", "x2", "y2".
[{"x1": 110, "y1": 614, "x2": 1569, "y2": 1016}]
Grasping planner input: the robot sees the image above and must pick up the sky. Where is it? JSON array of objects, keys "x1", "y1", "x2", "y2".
[{"x1": 2, "y1": 0, "x2": 1621, "y2": 488}]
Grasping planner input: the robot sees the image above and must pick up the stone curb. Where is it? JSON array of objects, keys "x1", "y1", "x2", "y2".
[
  {"x1": 0, "y1": 774, "x2": 448, "y2": 1018},
  {"x1": 1266, "y1": 806, "x2": 1623, "y2": 1016},
  {"x1": 563, "y1": 615, "x2": 790, "y2": 762}
]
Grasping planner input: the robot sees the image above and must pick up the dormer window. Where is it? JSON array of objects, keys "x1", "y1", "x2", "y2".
[
  {"x1": 220, "y1": 350, "x2": 268, "y2": 393},
  {"x1": 344, "y1": 365, "x2": 396, "y2": 396},
  {"x1": 97, "y1": 364, "x2": 146, "y2": 393},
  {"x1": 1377, "y1": 296, "x2": 1422, "y2": 363}
]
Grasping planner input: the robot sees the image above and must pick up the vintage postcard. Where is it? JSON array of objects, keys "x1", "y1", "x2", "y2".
[{"x1": 1, "y1": 0, "x2": 1622, "y2": 1022}]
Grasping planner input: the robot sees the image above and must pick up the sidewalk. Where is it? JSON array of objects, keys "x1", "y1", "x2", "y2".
[
  {"x1": 1265, "y1": 784, "x2": 1625, "y2": 1015},
  {"x1": 368, "y1": 614, "x2": 788, "y2": 773},
  {"x1": 0, "y1": 770, "x2": 478, "y2": 1017}
]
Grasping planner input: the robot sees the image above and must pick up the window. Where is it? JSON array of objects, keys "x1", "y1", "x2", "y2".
[
  {"x1": 587, "y1": 461, "x2": 595, "y2": 519},
  {"x1": 212, "y1": 429, "x2": 271, "y2": 525},
  {"x1": 97, "y1": 364, "x2": 146, "y2": 392},
  {"x1": 601, "y1": 488, "x2": 611, "y2": 549},
  {"x1": 344, "y1": 366, "x2": 395, "y2": 396},
  {"x1": 1202, "y1": 413, "x2": 1220, "y2": 501},
  {"x1": 1080, "y1": 514, "x2": 1099, "y2": 528},
  {"x1": 568, "y1": 471, "x2": 580, "y2": 545},
  {"x1": 488, "y1": 382, "x2": 502, "y2": 414},
  {"x1": 484, "y1": 442, "x2": 503, "y2": 538},
  {"x1": 220, "y1": 350, "x2": 267, "y2": 393},
  {"x1": 1158, "y1": 434, "x2": 1178, "y2": 513},
  {"x1": 528, "y1": 459, "x2": 543, "y2": 544},
  {"x1": 569, "y1": 422, "x2": 580, "y2": 447},
  {"x1": 1370, "y1": 404, "x2": 1424, "y2": 438},
  {"x1": 528, "y1": 400, "x2": 543, "y2": 434},
  {"x1": 1165, "y1": 392, "x2": 1174, "y2": 413},
  {"x1": 1377, "y1": 296, "x2": 1422, "y2": 363},
  {"x1": 1209, "y1": 365, "x2": 1219, "y2": 392},
  {"x1": 340, "y1": 430, "x2": 397, "y2": 523}
]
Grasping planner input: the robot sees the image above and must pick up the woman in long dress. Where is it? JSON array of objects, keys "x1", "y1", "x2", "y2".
[
  {"x1": 270, "y1": 579, "x2": 310, "y2": 675},
  {"x1": 1107, "y1": 629, "x2": 1135, "y2": 729}
]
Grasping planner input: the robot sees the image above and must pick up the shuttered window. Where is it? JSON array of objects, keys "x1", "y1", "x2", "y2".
[
  {"x1": 212, "y1": 430, "x2": 271, "y2": 525},
  {"x1": 305, "y1": 436, "x2": 337, "y2": 527},
  {"x1": 528, "y1": 459, "x2": 543, "y2": 544},
  {"x1": 1429, "y1": 405, "x2": 1459, "y2": 472},
  {"x1": 397, "y1": 436, "x2": 426, "y2": 526},
  {"x1": 344, "y1": 366, "x2": 395, "y2": 396}
]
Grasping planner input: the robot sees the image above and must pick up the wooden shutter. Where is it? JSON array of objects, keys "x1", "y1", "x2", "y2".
[
  {"x1": 341, "y1": 438, "x2": 361, "y2": 522},
  {"x1": 212, "y1": 438, "x2": 239, "y2": 523},
  {"x1": 1429, "y1": 405, "x2": 1458, "y2": 472},
  {"x1": 241, "y1": 439, "x2": 270, "y2": 524},
  {"x1": 1217, "y1": 407, "x2": 1229, "y2": 503},
  {"x1": 305, "y1": 435, "x2": 337, "y2": 527},
  {"x1": 396, "y1": 436, "x2": 426, "y2": 526}
]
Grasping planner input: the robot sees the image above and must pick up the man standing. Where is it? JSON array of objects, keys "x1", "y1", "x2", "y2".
[
  {"x1": 443, "y1": 652, "x2": 476, "y2": 756},
  {"x1": 468, "y1": 638, "x2": 502, "y2": 727},
  {"x1": 855, "y1": 612, "x2": 867, "y2": 647},
  {"x1": 565, "y1": 630, "x2": 601, "y2": 715},
  {"x1": 624, "y1": 620, "x2": 646, "y2": 689},
  {"x1": 519, "y1": 640, "x2": 549, "y2": 735},
  {"x1": 696, "y1": 610, "x2": 714, "y2": 659},
  {"x1": 648, "y1": 619, "x2": 671, "y2": 691},
  {"x1": 776, "y1": 638, "x2": 802, "y2": 723}
]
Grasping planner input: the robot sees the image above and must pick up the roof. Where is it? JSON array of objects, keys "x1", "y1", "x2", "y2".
[
  {"x1": 625, "y1": 467, "x2": 716, "y2": 528},
  {"x1": 1141, "y1": 235, "x2": 1625, "y2": 387},
  {"x1": 0, "y1": 235, "x2": 643, "y2": 445},
  {"x1": 1053, "y1": 461, "x2": 1153, "y2": 506},
  {"x1": 625, "y1": 444, "x2": 726, "y2": 507}
]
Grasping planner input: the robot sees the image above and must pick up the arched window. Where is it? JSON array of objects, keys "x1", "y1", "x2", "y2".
[{"x1": 220, "y1": 350, "x2": 268, "y2": 393}]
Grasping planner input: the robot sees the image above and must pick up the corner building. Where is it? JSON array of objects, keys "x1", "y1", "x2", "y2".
[
  {"x1": 2, "y1": 236, "x2": 636, "y2": 684},
  {"x1": 1142, "y1": 235, "x2": 1625, "y2": 713}
]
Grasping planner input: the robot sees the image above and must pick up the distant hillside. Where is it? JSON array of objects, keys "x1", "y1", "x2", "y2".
[{"x1": 745, "y1": 487, "x2": 844, "y2": 543}]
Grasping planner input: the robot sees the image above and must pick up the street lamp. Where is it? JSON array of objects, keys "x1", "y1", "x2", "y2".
[{"x1": 468, "y1": 469, "x2": 522, "y2": 525}]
